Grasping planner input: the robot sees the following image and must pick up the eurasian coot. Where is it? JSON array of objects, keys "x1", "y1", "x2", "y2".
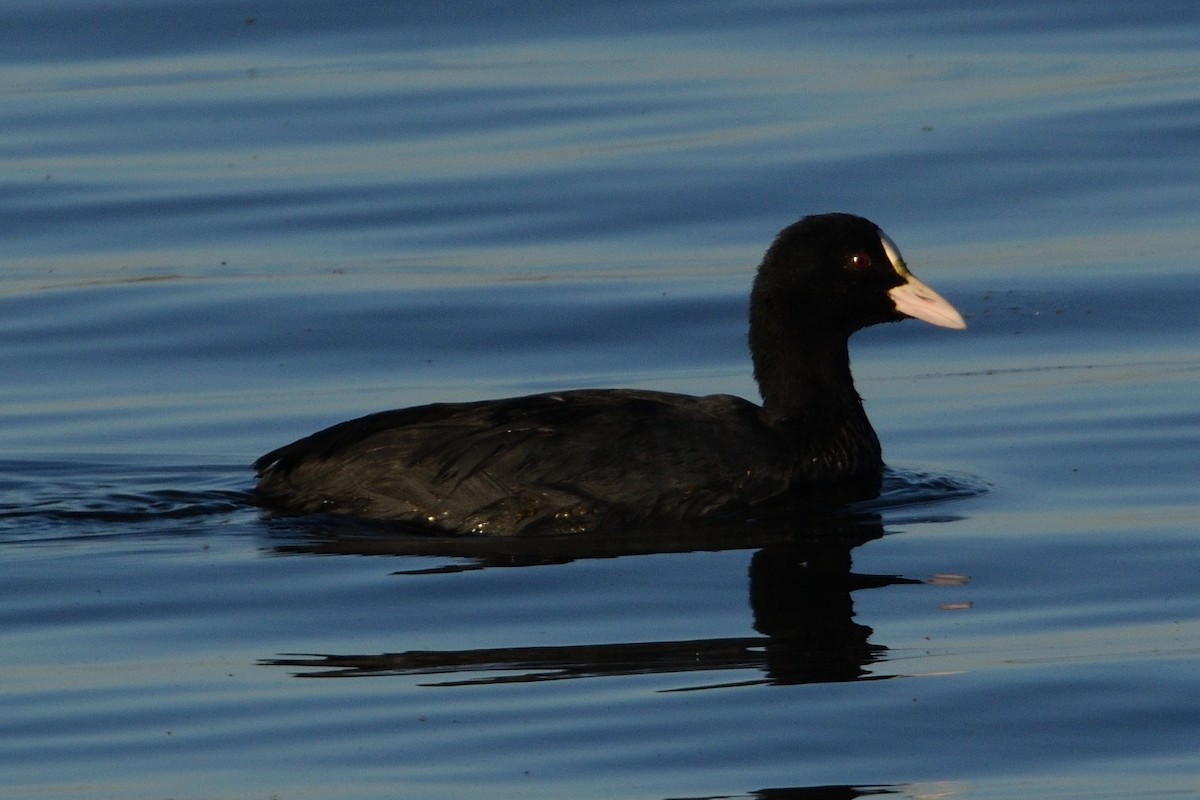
[{"x1": 254, "y1": 213, "x2": 966, "y2": 534}]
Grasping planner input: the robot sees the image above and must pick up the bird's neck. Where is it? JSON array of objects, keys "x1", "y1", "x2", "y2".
[
  {"x1": 751, "y1": 331, "x2": 882, "y2": 480},
  {"x1": 753, "y1": 333, "x2": 857, "y2": 418}
]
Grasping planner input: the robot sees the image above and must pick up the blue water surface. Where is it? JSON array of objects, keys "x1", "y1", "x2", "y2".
[{"x1": 1, "y1": 2, "x2": 1198, "y2": 799}]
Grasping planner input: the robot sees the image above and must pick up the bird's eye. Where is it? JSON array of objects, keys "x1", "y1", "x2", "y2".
[{"x1": 846, "y1": 251, "x2": 872, "y2": 272}]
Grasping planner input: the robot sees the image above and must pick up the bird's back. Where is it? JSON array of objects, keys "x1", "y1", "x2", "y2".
[{"x1": 254, "y1": 389, "x2": 802, "y2": 534}]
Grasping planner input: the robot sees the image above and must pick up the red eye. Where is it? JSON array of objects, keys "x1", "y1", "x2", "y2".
[{"x1": 847, "y1": 252, "x2": 872, "y2": 271}]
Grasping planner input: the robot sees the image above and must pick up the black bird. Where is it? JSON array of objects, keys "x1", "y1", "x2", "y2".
[{"x1": 254, "y1": 213, "x2": 966, "y2": 535}]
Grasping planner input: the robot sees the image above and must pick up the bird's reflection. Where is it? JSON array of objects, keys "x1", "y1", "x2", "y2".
[
  {"x1": 262, "y1": 509, "x2": 920, "y2": 688},
  {"x1": 668, "y1": 785, "x2": 900, "y2": 800},
  {"x1": 262, "y1": 465, "x2": 980, "y2": 573},
  {"x1": 665, "y1": 781, "x2": 967, "y2": 799}
]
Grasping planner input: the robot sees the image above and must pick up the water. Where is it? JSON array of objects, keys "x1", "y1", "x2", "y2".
[{"x1": 2, "y1": 2, "x2": 1199, "y2": 798}]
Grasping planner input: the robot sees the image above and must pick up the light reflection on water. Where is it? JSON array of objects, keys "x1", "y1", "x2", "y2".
[{"x1": 1, "y1": 1, "x2": 1199, "y2": 798}]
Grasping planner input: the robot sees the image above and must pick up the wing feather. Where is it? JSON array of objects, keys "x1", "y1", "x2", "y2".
[{"x1": 255, "y1": 389, "x2": 794, "y2": 533}]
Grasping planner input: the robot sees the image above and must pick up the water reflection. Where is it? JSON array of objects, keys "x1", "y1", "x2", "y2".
[
  {"x1": 263, "y1": 513, "x2": 918, "y2": 688},
  {"x1": 666, "y1": 782, "x2": 968, "y2": 799},
  {"x1": 667, "y1": 785, "x2": 901, "y2": 800},
  {"x1": 259, "y1": 465, "x2": 983, "y2": 571}
]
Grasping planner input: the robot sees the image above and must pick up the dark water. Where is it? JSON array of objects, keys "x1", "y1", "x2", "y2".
[{"x1": 2, "y1": 2, "x2": 1199, "y2": 798}]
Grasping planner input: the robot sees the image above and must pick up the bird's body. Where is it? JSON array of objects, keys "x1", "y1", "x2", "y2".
[
  {"x1": 254, "y1": 213, "x2": 966, "y2": 534},
  {"x1": 254, "y1": 388, "x2": 879, "y2": 535}
]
